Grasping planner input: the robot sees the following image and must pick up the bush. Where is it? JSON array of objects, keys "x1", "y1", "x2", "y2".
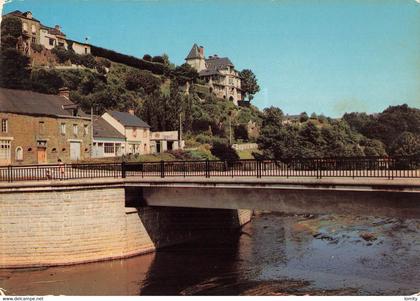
[
  {"x1": 152, "y1": 56, "x2": 165, "y2": 64},
  {"x1": 31, "y1": 43, "x2": 44, "y2": 53},
  {"x1": 91, "y1": 45, "x2": 169, "y2": 75},
  {"x1": 125, "y1": 69, "x2": 161, "y2": 94},
  {"x1": 211, "y1": 142, "x2": 239, "y2": 162},
  {"x1": 143, "y1": 54, "x2": 152, "y2": 61},
  {"x1": 30, "y1": 69, "x2": 64, "y2": 94},
  {"x1": 52, "y1": 46, "x2": 71, "y2": 63},
  {"x1": 80, "y1": 54, "x2": 97, "y2": 69}
]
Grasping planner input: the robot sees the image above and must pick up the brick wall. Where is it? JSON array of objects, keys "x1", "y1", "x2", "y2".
[{"x1": 0, "y1": 184, "x2": 252, "y2": 268}]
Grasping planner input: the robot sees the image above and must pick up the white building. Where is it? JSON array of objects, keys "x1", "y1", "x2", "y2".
[
  {"x1": 92, "y1": 116, "x2": 125, "y2": 158},
  {"x1": 150, "y1": 131, "x2": 184, "y2": 154}
]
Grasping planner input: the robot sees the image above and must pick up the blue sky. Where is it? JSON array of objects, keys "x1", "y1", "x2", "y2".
[{"x1": 2, "y1": 0, "x2": 420, "y2": 116}]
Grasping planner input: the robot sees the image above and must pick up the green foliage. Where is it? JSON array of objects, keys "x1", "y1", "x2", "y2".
[
  {"x1": 125, "y1": 69, "x2": 161, "y2": 94},
  {"x1": 211, "y1": 142, "x2": 240, "y2": 162},
  {"x1": 152, "y1": 55, "x2": 164, "y2": 64},
  {"x1": 234, "y1": 124, "x2": 249, "y2": 141},
  {"x1": 30, "y1": 69, "x2": 64, "y2": 94},
  {"x1": 299, "y1": 112, "x2": 309, "y2": 122},
  {"x1": 1, "y1": 16, "x2": 22, "y2": 48},
  {"x1": 239, "y1": 69, "x2": 260, "y2": 102},
  {"x1": 91, "y1": 45, "x2": 168, "y2": 75},
  {"x1": 258, "y1": 108, "x2": 371, "y2": 159},
  {"x1": 30, "y1": 43, "x2": 44, "y2": 53},
  {"x1": 172, "y1": 63, "x2": 199, "y2": 85},
  {"x1": 390, "y1": 132, "x2": 420, "y2": 156},
  {"x1": 343, "y1": 104, "x2": 420, "y2": 154},
  {"x1": 0, "y1": 16, "x2": 31, "y2": 89},
  {"x1": 51, "y1": 46, "x2": 71, "y2": 63},
  {"x1": 0, "y1": 48, "x2": 31, "y2": 89}
]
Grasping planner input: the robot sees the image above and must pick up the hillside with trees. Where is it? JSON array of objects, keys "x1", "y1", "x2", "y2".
[{"x1": 1, "y1": 15, "x2": 419, "y2": 161}]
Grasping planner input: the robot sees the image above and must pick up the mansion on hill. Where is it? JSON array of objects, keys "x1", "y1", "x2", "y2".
[
  {"x1": 185, "y1": 44, "x2": 243, "y2": 106},
  {"x1": 3, "y1": 10, "x2": 91, "y2": 56}
]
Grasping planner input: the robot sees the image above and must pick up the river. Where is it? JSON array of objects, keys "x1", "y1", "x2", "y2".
[{"x1": 1, "y1": 212, "x2": 419, "y2": 296}]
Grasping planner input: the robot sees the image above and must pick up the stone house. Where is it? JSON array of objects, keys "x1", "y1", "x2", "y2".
[
  {"x1": 0, "y1": 88, "x2": 92, "y2": 165},
  {"x1": 101, "y1": 110, "x2": 151, "y2": 156},
  {"x1": 92, "y1": 116, "x2": 126, "y2": 158},
  {"x1": 3, "y1": 10, "x2": 91, "y2": 56},
  {"x1": 185, "y1": 44, "x2": 243, "y2": 105}
]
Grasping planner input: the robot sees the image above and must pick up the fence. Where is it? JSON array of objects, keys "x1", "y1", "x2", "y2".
[{"x1": 0, "y1": 156, "x2": 419, "y2": 182}]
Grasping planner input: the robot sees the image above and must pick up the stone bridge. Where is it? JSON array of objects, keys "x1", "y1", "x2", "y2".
[{"x1": 0, "y1": 176, "x2": 419, "y2": 268}]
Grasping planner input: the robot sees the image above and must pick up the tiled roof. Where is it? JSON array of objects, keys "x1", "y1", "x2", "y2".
[
  {"x1": 205, "y1": 57, "x2": 234, "y2": 70},
  {"x1": 93, "y1": 117, "x2": 125, "y2": 139},
  {"x1": 5, "y1": 10, "x2": 40, "y2": 23},
  {"x1": 40, "y1": 25, "x2": 66, "y2": 37},
  {"x1": 0, "y1": 88, "x2": 87, "y2": 118},
  {"x1": 198, "y1": 69, "x2": 220, "y2": 77},
  {"x1": 107, "y1": 111, "x2": 150, "y2": 128},
  {"x1": 185, "y1": 43, "x2": 203, "y2": 60}
]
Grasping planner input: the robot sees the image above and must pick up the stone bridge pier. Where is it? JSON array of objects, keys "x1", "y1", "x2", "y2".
[{"x1": 0, "y1": 180, "x2": 251, "y2": 268}]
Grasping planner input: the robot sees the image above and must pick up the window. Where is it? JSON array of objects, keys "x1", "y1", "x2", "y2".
[
  {"x1": 58, "y1": 42, "x2": 64, "y2": 47},
  {"x1": 73, "y1": 124, "x2": 78, "y2": 135},
  {"x1": 1, "y1": 119, "x2": 7, "y2": 133},
  {"x1": 60, "y1": 123, "x2": 66, "y2": 135},
  {"x1": 39, "y1": 121, "x2": 45, "y2": 134},
  {"x1": 143, "y1": 129, "x2": 147, "y2": 138},
  {"x1": 15, "y1": 147, "x2": 23, "y2": 161},
  {"x1": 31, "y1": 24, "x2": 36, "y2": 34},
  {"x1": 132, "y1": 127, "x2": 137, "y2": 138},
  {"x1": 49, "y1": 38, "x2": 55, "y2": 46},
  {"x1": 104, "y1": 143, "x2": 115, "y2": 154},
  {"x1": 23, "y1": 23, "x2": 28, "y2": 33},
  {"x1": 84, "y1": 124, "x2": 89, "y2": 136},
  {"x1": 85, "y1": 47, "x2": 88, "y2": 54},
  {"x1": 0, "y1": 140, "x2": 11, "y2": 162},
  {"x1": 31, "y1": 37, "x2": 36, "y2": 44},
  {"x1": 115, "y1": 144, "x2": 122, "y2": 156}
]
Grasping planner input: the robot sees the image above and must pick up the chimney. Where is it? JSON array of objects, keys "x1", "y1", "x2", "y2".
[
  {"x1": 199, "y1": 46, "x2": 204, "y2": 57},
  {"x1": 26, "y1": 12, "x2": 33, "y2": 19},
  {"x1": 58, "y1": 87, "x2": 70, "y2": 99},
  {"x1": 55, "y1": 25, "x2": 61, "y2": 31},
  {"x1": 128, "y1": 109, "x2": 135, "y2": 116}
]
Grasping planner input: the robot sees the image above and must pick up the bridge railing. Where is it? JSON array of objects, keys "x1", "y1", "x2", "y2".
[{"x1": 0, "y1": 156, "x2": 419, "y2": 182}]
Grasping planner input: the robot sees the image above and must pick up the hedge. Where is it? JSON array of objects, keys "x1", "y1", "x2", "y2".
[{"x1": 90, "y1": 45, "x2": 169, "y2": 75}]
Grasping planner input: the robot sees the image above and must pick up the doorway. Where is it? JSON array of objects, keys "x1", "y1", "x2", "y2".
[
  {"x1": 37, "y1": 147, "x2": 47, "y2": 164},
  {"x1": 70, "y1": 142, "x2": 81, "y2": 161}
]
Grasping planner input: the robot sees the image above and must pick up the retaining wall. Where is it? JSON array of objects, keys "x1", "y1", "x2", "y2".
[{"x1": 0, "y1": 182, "x2": 251, "y2": 268}]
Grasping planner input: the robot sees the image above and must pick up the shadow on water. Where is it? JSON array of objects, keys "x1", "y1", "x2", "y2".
[
  {"x1": 1, "y1": 212, "x2": 419, "y2": 296},
  {"x1": 139, "y1": 232, "x2": 242, "y2": 295}
]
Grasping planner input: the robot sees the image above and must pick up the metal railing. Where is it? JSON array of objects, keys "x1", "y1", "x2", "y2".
[{"x1": 0, "y1": 156, "x2": 419, "y2": 182}]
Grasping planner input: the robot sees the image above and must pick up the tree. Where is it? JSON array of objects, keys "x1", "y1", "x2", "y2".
[
  {"x1": 0, "y1": 16, "x2": 31, "y2": 89},
  {"x1": 299, "y1": 112, "x2": 309, "y2": 122},
  {"x1": 142, "y1": 54, "x2": 152, "y2": 61},
  {"x1": 262, "y1": 106, "x2": 284, "y2": 127},
  {"x1": 125, "y1": 69, "x2": 161, "y2": 94},
  {"x1": 30, "y1": 69, "x2": 64, "y2": 94},
  {"x1": 234, "y1": 124, "x2": 249, "y2": 141},
  {"x1": 390, "y1": 132, "x2": 420, "y2": 156},
  {"x1": 151, "y1": 55, "x2": 164, "y2": 64},
  {"x1": 239, "y1": 69, "x2": 260, "y2": 102},
  {"x1": 211, "y1": 142, "x2": 239, "y2": 162}
]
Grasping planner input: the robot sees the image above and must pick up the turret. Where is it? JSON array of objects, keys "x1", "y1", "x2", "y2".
[{"x1": 185, "y1": 44, "x2": 206, "y2": 72}]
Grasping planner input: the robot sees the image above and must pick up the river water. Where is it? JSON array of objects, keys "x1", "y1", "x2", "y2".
[{"x1": 1, "y1": 212, "x2": 419, "y2": 296}]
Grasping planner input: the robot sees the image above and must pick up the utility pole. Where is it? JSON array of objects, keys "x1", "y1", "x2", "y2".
[
  {"x1": 90, "y1": 107, "x2": 94, "y2": 158},
  {"x1": 229, "y1": 113, "x2": 232, "y2": 146},
  {"x1": 179, "y1": 112, "x2": 183, "y2": 149}
]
